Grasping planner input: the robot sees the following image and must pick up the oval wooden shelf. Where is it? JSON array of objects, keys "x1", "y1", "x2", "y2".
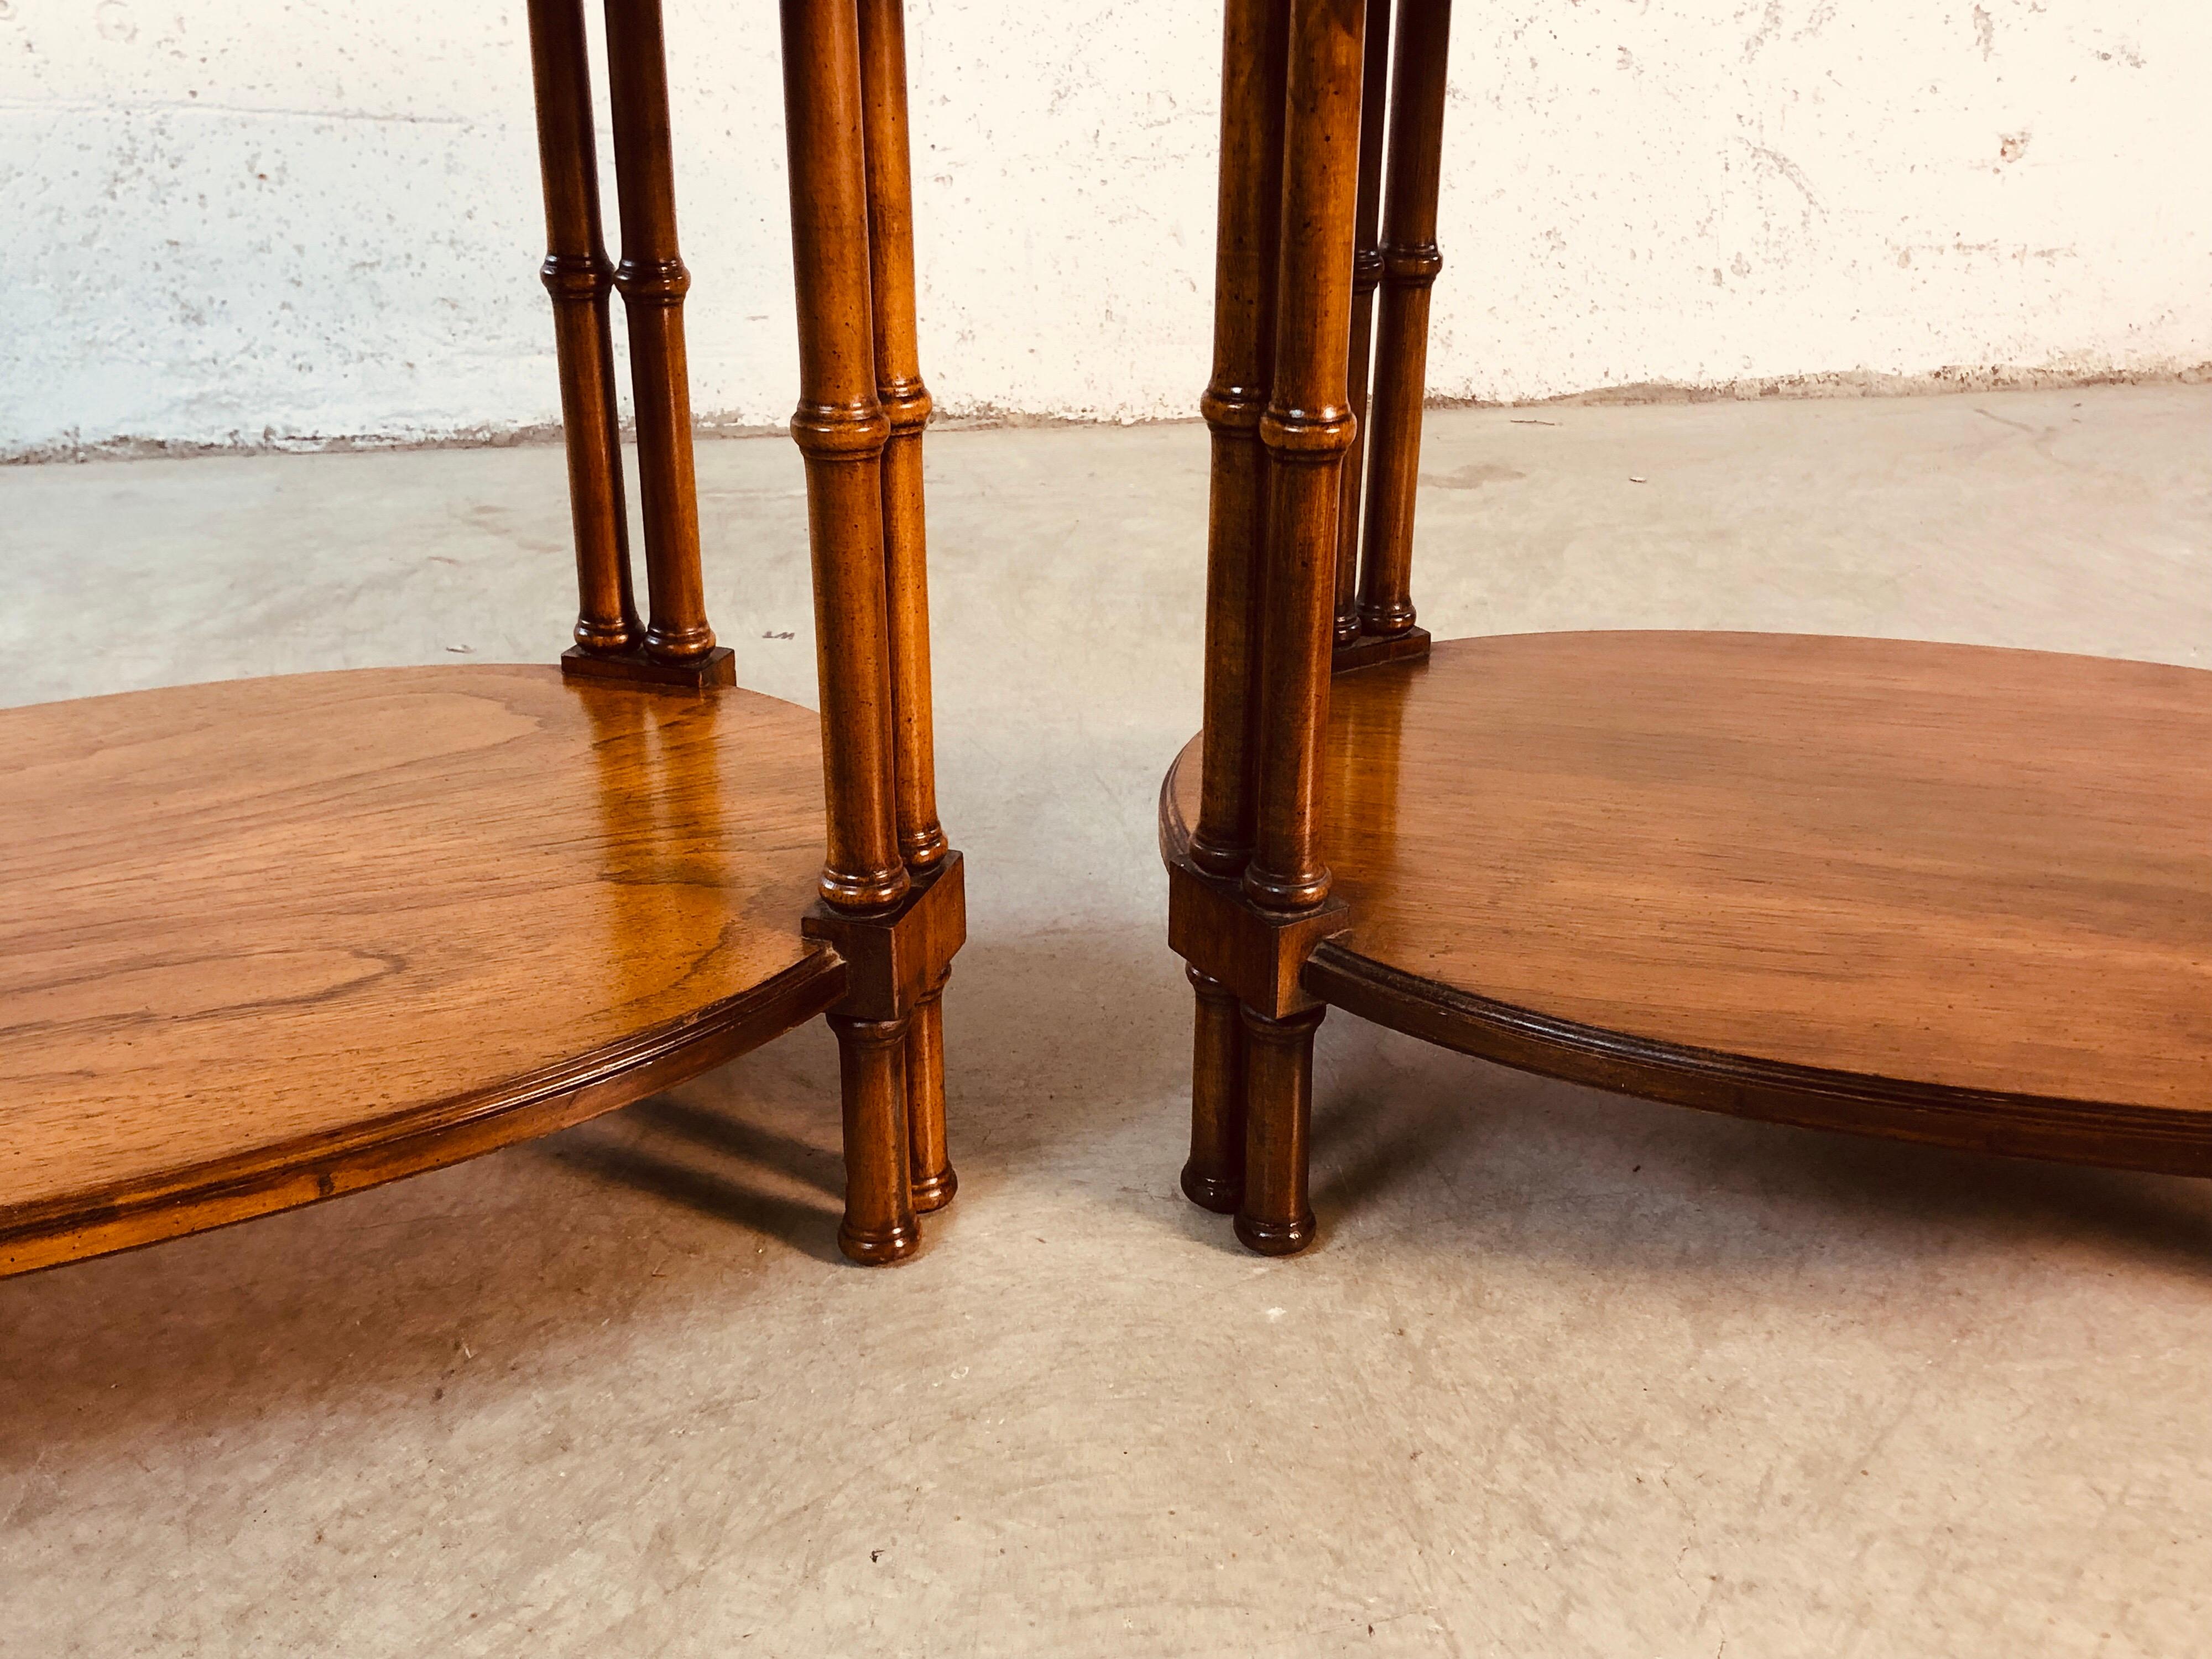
[
  {"x1": 1, "y1": 665, "x2": 842, "y2": 1276},
  {"x1": 1164, "y1": 632, "x2": 2212, "y2": 1175}
]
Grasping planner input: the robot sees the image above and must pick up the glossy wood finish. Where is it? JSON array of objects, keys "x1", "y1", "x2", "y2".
[
  {"x1": 782, "y1": 0, "x2": 907, "y2": 917},
  {"x1": 0, "y1": 667, "x2": 841, "y2": 1277},
  {"x1": 1166, "y1": 632, "x2": 2212, "y2": 1175},
  {"x1": 1333, "y1": 0, "x2": 1392, "y2": 649},
  {"x1": 525, "y1": 0, "x2": 641, "y2": 658},
  {"x1": 1353, "y1": 0, "x2": 1449, "y2": 643},
  {"x1": 1243, "y1": 0, "x2": 1366, "y2": 917},
  {"x1": 857, "y1": 0, "x2": 954, "y2": 1210},
  {"x1": 1190, "y1": 0, "x2": 1292, "y2": 881},
  {"x1": 604, "y1": 0, "x2": 717, "y2": 667}
]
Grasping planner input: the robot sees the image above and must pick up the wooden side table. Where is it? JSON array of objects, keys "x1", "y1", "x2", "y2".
[
  {"x1": 1164, "y1": 0, "x2": 2212, "y2": 1255},
  {"x1": 0, "y1": 0, "x2": 960, "y2": 1276}
]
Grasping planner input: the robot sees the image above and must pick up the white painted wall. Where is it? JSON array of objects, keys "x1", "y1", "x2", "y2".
[{"x1": 3, "y1": 1, "x2": 2208, "y2": 457}]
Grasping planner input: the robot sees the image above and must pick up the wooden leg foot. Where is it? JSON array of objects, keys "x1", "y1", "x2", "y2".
[
  {"x1": 830, "y1": 1013, "x2": 921, "y2": 1265},
  {"x1": 1180, "y1": 967, "x2": 1246, "y2": 1213},
  {"x1": 905, "y1": 972, "x2": 957, "y2": 1213},
  {"x1": 1233, "y1": 1003, "x2": 1322, "y2": 1255}
]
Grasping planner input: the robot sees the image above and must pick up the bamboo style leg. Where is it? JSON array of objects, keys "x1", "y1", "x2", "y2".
[
  {"x1": 1181, "y1": 0, "x2": 1291, "y2": 1208},
  {"x1": 1236, "y1": 1004, "x2": 1323, "y2": 1254},
  {"x1": 780, "y1": 0, "x2": 908, "y2": 918},
  {"x1": 1188, "y1": 0, "x2": 1291, "y2": 881},
  {"x1": 1233, "y1": 0, "x2": 1366, "y2": 1254},
  {"x1": 856, "y1": 0, "x2": 946, "y2": 878},
  {"x1": 857, "y1": 0, "x2": 954, "y2": 1212},
  {"x1": 1333, "y1": 0, "x2": 1392, "y2": 648},
  {"x1": 1243, "y1": 0, "x2": 1366, "y2": 917},
  {"x1": 782, "y1": 0, "x2": 919, "y2": 1261},
  {"x1": 1355, "y1": 0, "x2": 1451, "y2": 641},
  {"x1": 1181, "y1": 968, "x2": 1248, "y2": 1212},
  {"x1": 603, "y1": 0, "x2": 721, "y2": 671},
  {"x1": 829, "y1": 1015, "x2": 920, "y2": 1265},
  {"x1": 526, "y1": 0, "x2": 640, "y2": 658}
]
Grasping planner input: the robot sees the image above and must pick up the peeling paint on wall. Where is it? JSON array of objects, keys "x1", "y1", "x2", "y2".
[{"x1": 3, "y1": 1, "x2": 2210, "y2": 457}]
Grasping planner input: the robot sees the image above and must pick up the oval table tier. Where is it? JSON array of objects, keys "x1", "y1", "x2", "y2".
[
  {"x1": 1, "y1": 665, "x2": 840, "y2": 1276},
  {"x1": 1164, "y1": 632, "x2": 2212, "y2": 1173}
]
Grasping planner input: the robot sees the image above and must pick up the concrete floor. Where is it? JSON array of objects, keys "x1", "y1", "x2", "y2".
[{"x1": 4, "y1": 385, "x2": 2211, "y2": 1656}]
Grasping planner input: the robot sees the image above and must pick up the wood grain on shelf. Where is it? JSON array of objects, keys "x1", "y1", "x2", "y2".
[
  {"x1": 1167, "y1": 631, "x2": 2212, "y2": 1167},
  {"x1": 0, "y1": 664, "x2": 837, "y2": 1274}
]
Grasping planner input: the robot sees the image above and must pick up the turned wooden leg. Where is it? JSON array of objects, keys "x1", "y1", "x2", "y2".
[
  {"x1": 905, "y1": 967, "x2": 956, "y2": 1212},
  {"x1": 857, "y1": 0, "x2": 948, "y2": 878},
  {"x1": 1244, "y1": 0, "x2": 1366, "y2": 915},
  {"x1": 1190, "y1": 0, "x2": 1291, "y2": 879},
  {"x1": 1182, "y1": 967, "x2": 1248, "y2": 1212},
  {"x1": 1355, "y1": 0, "x2": 1450, "y2": 641},
  {"x1": 830, "y1": 1014, "x2": 920, "y2": 1264},
  {"x1": 781, "y1": 0, "x2": 908, "y2": 915},
  {"x1": 604, "y1": 0, "x2": 717, "y2": 667},
  {"x1": 526, "y1": 0, "x2": 640, "y2": 658},
  {"x1": 1333, "y1": 0, "x2": 1392, "y2": 648},
  {"x1": 1235, "y1": 1003, "x2": 1323, "y2": 1255}
]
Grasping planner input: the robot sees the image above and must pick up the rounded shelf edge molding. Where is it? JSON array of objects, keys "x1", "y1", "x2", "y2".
[
  {"x1": 1, "y1": 664, "x2": 843, "y2": 1277},
  {"x1": 1161, "y1": 630, "x2": 2212, "y2": 1179}
]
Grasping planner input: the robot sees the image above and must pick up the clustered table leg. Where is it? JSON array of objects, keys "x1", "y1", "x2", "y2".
[
  {"x1": 604, "y1": 0, "x2": 723, "y2": 674},
  {"x1": 529, "y1": 0, "x2": 959, "y2": 1266},
  {"x1": 533, "y1": 0, "x2": 733, "y2": 690},
  {"x1": 781, "y1": 0, "x2": 921, "y2": 1263},
  {"x1": 1178, "y1": 0, "x2": 1444, "y2": 1255},
  {"x1": 1175, "y1": 0, "x2": 1369, "y2": 1256},
  {"x1": 781, "y1": 0, "x2": 965, "y2": 1262}
]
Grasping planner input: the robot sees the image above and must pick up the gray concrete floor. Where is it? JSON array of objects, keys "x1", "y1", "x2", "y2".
[{"x1": 4, "y1": 385, "x2": 2212, "y2": 1656}]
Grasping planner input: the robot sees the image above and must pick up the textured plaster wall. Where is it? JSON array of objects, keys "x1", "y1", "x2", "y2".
[{"x1": 2, "y1": 1, "x2": 2208, "y2": 457}]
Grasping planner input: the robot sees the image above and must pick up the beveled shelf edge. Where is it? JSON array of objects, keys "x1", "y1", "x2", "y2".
[
  {"x1": 1300, "y1": 943, "x2": 2212, "y2": 1179},
  {"x1": 0, "y1": 947, "x2": 847, "y2": 1280}
]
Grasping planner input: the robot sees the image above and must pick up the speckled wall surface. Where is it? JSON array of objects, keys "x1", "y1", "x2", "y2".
[{"x1": 3, "y1": 1, "x2": 2209, "y2": 456}]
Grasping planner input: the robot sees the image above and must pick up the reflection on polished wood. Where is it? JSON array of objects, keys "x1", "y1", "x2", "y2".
[
  {"x1": 0, "y1": 665, "x2": 841, "y2": 1276},
  {"x1": 1167, "y1": 631, "x2": 2212, "y2": 1173}
]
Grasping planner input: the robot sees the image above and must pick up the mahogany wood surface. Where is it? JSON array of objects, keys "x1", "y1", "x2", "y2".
[
  {"x1": 1165, "y1": 631, "x2": 2212, "y2": 1172},
  {"x1": 1, "y1": 666, "x2": 841, "y2": 1277}
]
